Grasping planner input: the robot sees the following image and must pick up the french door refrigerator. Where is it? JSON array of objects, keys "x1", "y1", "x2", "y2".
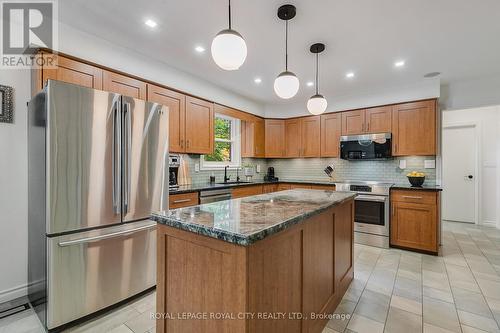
[{"x1": 27, "y1": 80, "x2": 169, "y2": 330}]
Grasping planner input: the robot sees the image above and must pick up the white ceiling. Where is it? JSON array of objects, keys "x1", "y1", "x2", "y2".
[{"x1": 59, "y1": 0, "x2": 500, "y2": 106}]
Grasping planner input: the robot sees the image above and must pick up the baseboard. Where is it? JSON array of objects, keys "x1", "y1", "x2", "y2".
[
  {"x1": 482, "y1": 220, "x2": 498, "y2": 228},
  {"x1": 0, "y1": 279, "x2": 44, "y2": 303}
]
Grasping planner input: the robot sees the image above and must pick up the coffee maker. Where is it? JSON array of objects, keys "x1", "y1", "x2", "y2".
[
  {"x1": 264, "y1": 167, "x2": 279, "y2": 182},
  {"x1": 169, "y1": 154, "x2": 180, "y2": 190}
]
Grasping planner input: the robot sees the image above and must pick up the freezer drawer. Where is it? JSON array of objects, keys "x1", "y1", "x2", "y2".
[{"x1": 46, "y1": 221, "x2": 156, "y2": 329}]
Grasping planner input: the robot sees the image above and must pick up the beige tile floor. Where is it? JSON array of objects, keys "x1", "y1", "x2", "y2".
[{"x1": 2, "y1": 221, "x2": 500, "y2": 333}]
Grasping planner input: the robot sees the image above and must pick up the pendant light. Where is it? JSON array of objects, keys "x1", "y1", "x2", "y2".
[
  {"x1": 274, "y1": 5, "x2": 299, "y2": 99},
  {"x1": 307, "y1": 43, "x2": 327, "y2": 115},
  {"x1": 211, "y1": 0, "x2": 247, "y2": 71}
]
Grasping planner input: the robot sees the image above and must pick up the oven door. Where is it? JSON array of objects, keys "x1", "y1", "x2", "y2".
[{"x1": 354, "y1": 195, "x2": 389, "y2": 236}]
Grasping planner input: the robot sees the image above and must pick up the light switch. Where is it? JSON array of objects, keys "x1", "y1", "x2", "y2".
[
  {"x1": 424, "y1": 160, "x2": 436, "y2": 169},
  {"x1": 399, "y1": 159, "x2": 407, "y2": 169},
  {"x1": 195, "y1": 163, "x2": 200, "y2": 172},
  {"x1": 256, "y1": 164, "x2": 261, "y2": 173}
]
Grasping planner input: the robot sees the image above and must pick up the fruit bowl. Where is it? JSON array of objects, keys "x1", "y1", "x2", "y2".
[{"x1": 408, "y1": 176, "x2": 425, "y2": 187}]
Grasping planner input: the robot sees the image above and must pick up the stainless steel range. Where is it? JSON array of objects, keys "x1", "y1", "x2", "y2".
[{"x1": 335, "y1": 181, "x2": 393, "y2": 248}]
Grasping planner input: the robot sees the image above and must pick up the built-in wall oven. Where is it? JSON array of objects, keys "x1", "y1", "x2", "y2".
[{"x1": 335, "y1": 182, "x2": 393, "y2": 248}]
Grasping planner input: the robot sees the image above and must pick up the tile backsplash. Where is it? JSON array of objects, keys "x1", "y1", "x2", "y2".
[{"x1": 177, "y1": 154, "x2": 437, "y2": 186}]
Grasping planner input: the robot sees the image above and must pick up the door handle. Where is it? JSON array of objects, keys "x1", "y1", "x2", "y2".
[
  {"x1": 467, "y1": 175, "x2": 473, "y2": 179},
  {"x1": 112, "y1": 100, "x2": 121, "y2": 214},
  {"x1": 58, "y1": 224, "x2": 156, "y2": 247},
  {"x1": 123, "y1": 103, "x2": 132, "y2": 214},
  {"x1": 172, "y1": 199, "x2": 192, "y2": 204}
]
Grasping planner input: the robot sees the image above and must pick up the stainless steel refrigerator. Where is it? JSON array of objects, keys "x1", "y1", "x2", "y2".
[{"x1": 27, "y1": 80, "x2": 169, "y2": 330}]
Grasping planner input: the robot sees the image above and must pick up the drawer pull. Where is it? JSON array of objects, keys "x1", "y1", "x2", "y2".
[
  {"x1": 172, "y1": 199, "x2": 192, "y2": 204},
  {"x1": 402, "y1": 195, "x2": 423, "y2": 199}
]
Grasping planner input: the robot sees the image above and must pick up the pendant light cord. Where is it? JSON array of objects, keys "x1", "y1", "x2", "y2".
[
  {"x1": 228, "y1": 0, "x2": 232, "y2": 29},
  {"x1": 315, "y1": 53, "x2": 319, "y2": 95},
  {"x1": 285, "y1": 20, "x2": 289, "y2": 70}
]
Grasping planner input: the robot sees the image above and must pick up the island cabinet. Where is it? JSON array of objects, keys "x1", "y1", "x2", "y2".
[
  {"x1": 390, "y1": 189, "x2": 440, "y2": 254},
  {"x1": 392, "y1": 100, "x2": 436, "y2": 156},
  {"x1": 265, "y1": 119, "x2": 286, "y2": 158},
  {"x1": 155, "y1": 192, "x2": 355, "y2": 333}
]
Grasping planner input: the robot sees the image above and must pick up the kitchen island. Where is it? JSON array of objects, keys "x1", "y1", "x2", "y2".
[{"x1": 152, "y1": 189, "x2": 356, "y2": 333}]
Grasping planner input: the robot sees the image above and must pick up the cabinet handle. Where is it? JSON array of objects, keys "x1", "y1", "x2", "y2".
[
  {"x1": 392, "y1": 205, "x2": 395, "y2": 216},
  {"x1": 180, "y1": 139, "x2": 184, "y2": 148},
  {"x1": 402, "y1": 195, "x2": 423, "y2": 199},
  {"x1": 186, "y1": 140, "x2": 190, "y2": 149},
  {"x1": 172, "y1": 199, "x2": 191, "y2": 204},
  {"x1": 367, "y1": 123, "x2": 370, "y2": 132},
  {"x1": 395, "y1": 143, "x2": 398, "y2": 153}
]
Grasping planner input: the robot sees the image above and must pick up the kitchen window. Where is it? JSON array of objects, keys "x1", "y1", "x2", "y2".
[{"x1": 201, "y1": 114, "x2": 241, "y2": 169}]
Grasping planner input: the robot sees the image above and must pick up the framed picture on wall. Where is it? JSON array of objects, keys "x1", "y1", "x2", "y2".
[{"x1": 0, "y1": 85, "x2": 14, "y2": 123}]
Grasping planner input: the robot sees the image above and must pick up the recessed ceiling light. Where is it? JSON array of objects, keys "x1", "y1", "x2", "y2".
[
  {"x1": 144, "y1": 19, "x2": 157, "y2": 28},
  {"x1": 346, "y1": 72, "x2": 355, "y2": 78},
  {"x1": 306, "y1": 81, "x2": 314, "y2": 87},
  {"x1": 254, "y1": 77, "x2": 262, "y2": 84},
  {"x1": 395, "y1": 60, "x2": 405, "y2": 68},
  {"x1": 195, "y1": 45, "x2": 205, "y2": 53}
]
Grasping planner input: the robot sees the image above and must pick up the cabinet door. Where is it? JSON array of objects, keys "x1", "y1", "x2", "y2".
[
  {"x1": 301, "y1": 116, "x2": 321, "y2": 157},
  {"x1": 169, "y1": 192, "x2": 199, "y2": 209},
  {"x1": 285, "y1": 119, "x2": 302, "y2": 157},
  {"x1": 341, "y1": 110, "x2": 365, "y2": 135},
  {"x1": 320, "y1": 113, "x2": 342, "y2": 157},
  {"x1": 232, "y1": 185, "x2": 263, "y2": 199},
  {"x1": 147, "y1": 84, "x2": 186, "y2": 153},
  {"x1": 241, "y1": 120, "x2": 265, "y2": 158},
  {"x1": 185, "y1": 96, "x2": 214, "y2": 154},
  {"x1": 103, "y1": 70, "x2": 146, "y2": 99},
  {"x1": 365, "y1": 106, "x2": 392, "y2": 133},
  {"x1": 42, "y1": 54, "x2": 103, "y2": 90},
  {"x1": 392, "y1": 100, "x2": 436, "y2": 156},
  {"x1": 241, "y1": 120, "x2": 252, "y2": 158},
  {"x1": 391, "y1": 201, "x2": 437, "y2": 252},
  {"x1": 254, "y1": 120, "x2": 265, "y2": 158},
  {"x1": 265, "y1": 120, "x2": 285, "y2": 158}
]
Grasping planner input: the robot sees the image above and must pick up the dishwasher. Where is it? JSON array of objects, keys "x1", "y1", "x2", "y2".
[{"x1": 199, "y1": 188, "x2": 232, "y2": 204}]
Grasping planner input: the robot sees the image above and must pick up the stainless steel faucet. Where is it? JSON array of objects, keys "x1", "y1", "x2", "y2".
[{"x1": 224, "y1": 165, "x2": 230, "y2": 183}]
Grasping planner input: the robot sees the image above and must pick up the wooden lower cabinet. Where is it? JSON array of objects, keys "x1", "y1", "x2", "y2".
[
  {"x1": 390, "y1": 190, "x2": 440, "y2": 253},
  {"x1": 310, "y1": 184, "x2": 336, "y2": 191},
  {"x1": 156, "y1": 199, "x2": 354, "y2": 333},
  {"x1": 263, "y1": 184, "x2": 278, "y2": 193},
  {"x1": 232, "y1": 185, "x2": 263, "y2": 199},
  {"x1": 169, "y1": 192, "x2": 199, "y2": 209},
  {"x1": 277, "y1": 183, "x2": 292, "y2": 191}
]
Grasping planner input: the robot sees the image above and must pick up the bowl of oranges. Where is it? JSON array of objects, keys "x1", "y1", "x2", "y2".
[{"x1": 407, "y1": 171, "x2": 425, "y2": 187}]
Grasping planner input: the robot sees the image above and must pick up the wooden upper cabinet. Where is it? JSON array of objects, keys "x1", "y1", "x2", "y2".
[
  {"x1": 320, "y1": 113, "x2": 342, "y2": 157},
  {"x1": 41, "y1": 53, "x2": 103, "y2": 90},
  {"x1": 392, "y1": 100, "x2": 436, "y2": 156},
  {"x1": 265, "y1": 119, "x2": 285, "y2": 158},
  {"x1": 103, "y1": 70, "x2": 146, "y2": 99},
  {"x1": 285, "y1": 118, "x2": 302, "y2": 158},
  {"x1": 365, "y1": 106, "x2": 392, "y2": 133},
  {"x1": 147, "y1": 84, "x2": 186, "y2": 153},
  {"x1": 185, "y1": 96, "x2": 214, "y2": 154},
  {"x1": 301, "y1": 116, "x2": 320, "y2": 157},
  {"x1": 341, "y1": 110, "x2": 365, "y2": 135},
  {"x1": 242, "y1": 120, "x2": 265, "y2": 158}
]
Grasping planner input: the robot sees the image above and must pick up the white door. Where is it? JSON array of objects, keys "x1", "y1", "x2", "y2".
[{"x1": 442, "y1": 124, "x2": 477, "y2": 223}]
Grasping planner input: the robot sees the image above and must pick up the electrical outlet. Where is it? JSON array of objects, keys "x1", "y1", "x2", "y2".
[
  {"x1": 399, "y1": 160, "x2": 407, "y2": 169},
  {"x1": 256, "y1": 164, "x2": 261, "y2": 173},
  {"x1": 424, "y1": 160, "x2": 436, "y2": 169},
  {"x1": 195, "y1": 163, "x2": 200, "y2": 172}
]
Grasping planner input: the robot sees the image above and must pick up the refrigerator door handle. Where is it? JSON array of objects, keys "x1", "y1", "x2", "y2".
[
  {"x1": 123, "y1": 102, "x2": 132, "y2": 214},
  {"x1": 57, "y1": 224, "x2": 156, "y2": 247},
  {"x1": 112, "y1": 99, "x2": 121, "y2": 214}
]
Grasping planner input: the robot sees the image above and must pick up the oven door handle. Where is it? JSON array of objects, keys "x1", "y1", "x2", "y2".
[{"x1": 355, "y1": 195, "x2": 387, "y2": 202}]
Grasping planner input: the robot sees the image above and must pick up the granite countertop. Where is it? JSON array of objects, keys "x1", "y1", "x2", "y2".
[
  {"x1": 391, "y1": 183, "x2": 443, "y2": 191},
  {"x1": 153, "y1": 189, "x2": 356, "y2": 246},
  {"x1": 170, "y1": 179, "x2": 337, "y2": 194}
]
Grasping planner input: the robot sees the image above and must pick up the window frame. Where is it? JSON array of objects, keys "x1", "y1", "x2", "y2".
[{"x1": 200, "y1": 113, "x2": 241, "y2": 170}]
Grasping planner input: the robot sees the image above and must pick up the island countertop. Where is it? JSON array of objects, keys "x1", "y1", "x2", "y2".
[{"x1": 152, "y1": 189, "x2": 356, "y2": 246}]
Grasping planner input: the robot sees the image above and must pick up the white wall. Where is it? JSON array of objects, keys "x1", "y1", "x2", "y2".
[
  {"x1": 0, "y1": 23, "x2": 266, "y2": 302},
  {"x1": 440, "y1": 75, "x2": 500, "y2": 111},
  {"x1": 0, "y1": 69, "x2": 31, "y2": 302},
  {"x1": 442, "y1": 106, "x2": 500, "y2": 226},
  {"x1": 264, "y1": 78, "x2": 441, "y2": 118}
]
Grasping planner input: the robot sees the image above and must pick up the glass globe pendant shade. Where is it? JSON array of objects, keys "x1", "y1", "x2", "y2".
[
  {"x1": 211, "y1": 29, "x2": 247, "y2": 71},
  {"x1": 307, "y1": 94, "x2": 328, "y2": 115},
  {"x1": 274, "y1": 71, "x2": 300, "y2": 99}
]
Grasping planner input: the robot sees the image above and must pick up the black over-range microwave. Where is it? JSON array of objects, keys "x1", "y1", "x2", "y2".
[{"x1": 340, "y1": 133, "x2": 392, "y2": 160}]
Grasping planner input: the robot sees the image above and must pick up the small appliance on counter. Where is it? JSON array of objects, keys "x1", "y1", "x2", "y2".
[
  {"x1": 169, "y1": 154, "x2": 180, "y2": 191},
  {"x1": 264, "y1": 167, "x2": 279, "y2": 182},
  {"x1": 340, "y1": 133, "x2": 392, "y2": 160},
  {"x1": 243, "y1": 165, "x2": 255, "y2": 182}
]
